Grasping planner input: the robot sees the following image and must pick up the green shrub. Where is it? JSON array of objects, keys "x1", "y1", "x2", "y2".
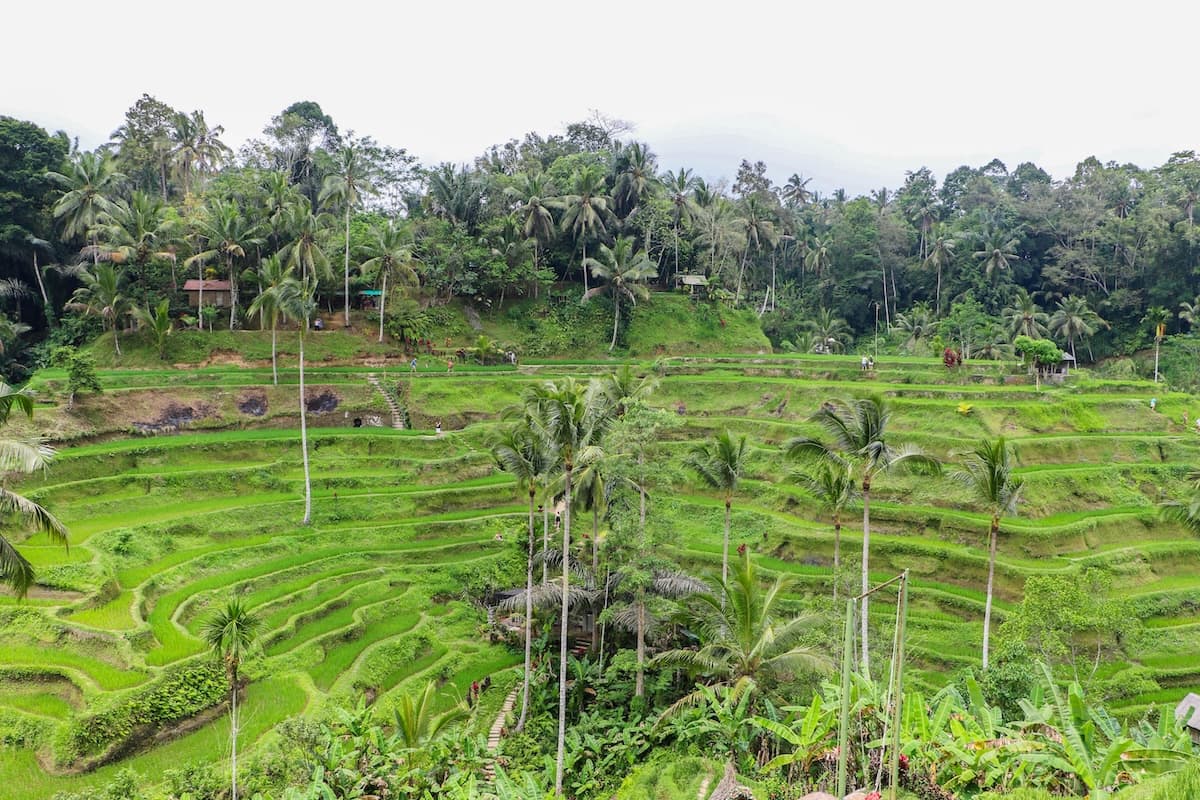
[{"x1": 58, "y1": 661, "x2": 226, "y2": 764}]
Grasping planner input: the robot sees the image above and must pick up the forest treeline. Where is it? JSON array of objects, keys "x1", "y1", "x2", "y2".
[{"x1": 4, "y1": 96, "x2": 1200, "y2": 377}]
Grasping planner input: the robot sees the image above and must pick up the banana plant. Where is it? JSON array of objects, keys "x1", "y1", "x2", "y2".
[{"x1": 753, "y1": 694, "x2": 836, "y2": 778}]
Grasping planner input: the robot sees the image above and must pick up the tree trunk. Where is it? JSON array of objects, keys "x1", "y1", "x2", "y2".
[
  {"x1": 861, "y1": 478, "x2": 871, "y2": 674},
  {"x1": 982, "y1": 515, "x2": 999, "y2": 670},
  {"x1": 555, "y1": 463, "x2": 572, "y2": 797},
  {"x1": 343, "y1": 206, "x2": 351, "y2": 327},
  {"x1": 609, "y1": 296, "x2": 620, "y2": 351},
  {"x1": 378, "y1": 271, "x2": 387, "y2": 343},
  {"x1": 935, "y1": 263, "x2": 943, "y2": 316},
  {"x1": 582, "y1": 241, "x2": 589, "y2": 293},
  {"x1": 32, "y1": 252, "x2": 53, "y2": 330},
  {"x1": 735, "y1": 245, "x2": 750, "y2": 306},
  {"x1": 543, "y1": 500, "x2": 549, "y2": 584},
  {"x1": 723, "y1": 498, "x2": 732, "y2": 590},
  {"x1": 271, "y1": 322, "x2": 278, "y2": 385},
  {"x1": 597, "y1": 566, "x2": 609, "y2": 665},
  {"x1": 635, "y1": 591, "x2": 646, "y2": 698},
  {"x1": 517, "y1": 488, "x2": 535, "y2": 731},
  {"x1": 674, "y1": 223, "x2": 680, "y2": 280},
  {"x1": 592, "y1": 503, "x2": 599, "y2": 574},
  {"x1": 533, "y1": 242, "x2": 540, "y2": 299},
  {"x1": 230, "y1": 674, "x2": 239, "y2": 800},
  {"x1": 299, "y1": 328, "x2": 312, "y2": 525},
  {"x1": 833, "y1": 515, "x2": 841, "y2": 605},
  {"x1": 113, "y1": 324, "x2": 121, "y2": 357},
  {"x1": 198, "y1": 260, "x2": 204, "y2": 330},
  {"x1": 228, "y1": 256, "x2": 239, "y2": 331}
]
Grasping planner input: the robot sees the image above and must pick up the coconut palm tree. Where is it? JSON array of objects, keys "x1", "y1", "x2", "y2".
[
  {"x1": 279, "y1": 196, "x2": 331, "y2": 282},
  {"x1": 924, "y1": 225, "x2": 956, "y2": 314},
  {"x1": 0, "y1": 384, "x2": 68, "y2": 597},
  {"x1": 1049, "y1": 296, "x2": 1107, "y2": 360},
  {"x1": 582, "y1": 237, "x2": 657, "y2": 351},
  {"x1": 954, "y1": 437, "x2": 1023, "y2": 670},
  {"x1": 508, "y1": 173, "x2": 559, "y2": 297},
  {"x1": 663, "y1": 168, "x2": 700, "y2": 277},
  {"x1": 522, "y1": 377, "x2": 606, "y2": 797},
  {"x1": 1178, "y1": 294, "x2": 1200, "y2": 330},
  {"x1": 490, "y1": 422, "x2": 552, "y2": 732},
  {"x1": 972, "y1": 228, "x2": 1020, "y2": 280},
  {"x1": 132, "y1": 298, "x2": 173, "y2": 360},
  {"x1": 695, "y1": 197, "x2": 744, "y2": 280},
  {"x1": 202, "y1": 598, "x2": 260, "y2": 800},
  {"x1": 1143, "y1": 305, "x2": 1170, "y2": 383},
  {"x1": 46, "y1": 151, "x2": 126, "y2": 265},
  {"x1": 66, "y1": 263, "x2": 131, "y2": 356},
  {"x1": 686, "y1": 430, "x2": 750, "y2": 590},
  {"x1": 170, "y1": 110, "x2": 231, "y2": 196},
  {"x1": 653, "y1": 548, "x2": 830, "y2": 708},
  {"x1": 793, "y1": 461, "x2": 857, "y2": 604},
  {"x1": 1003, "y1": 288, "x2": 1049, "y2": 341},
  {"x1": 781, "y1": 173, "x2": 813, "y2": 208},
  {"x1": 559, "y1": 165, "x2": 613, "y2": 293},
  {"x1": 612, "y1": 142, "x2": 660, "y2": 220},
  {"x1": 186, "y1": 198, "x2": 265, "y2": 330},
  {"x1": 247, "y1": 255, "x2": 294, "y2": 385},
  {"x1": 608, "y1": 568, "x2": 707, "y2": 699},
  {"x1": 358, "y1": 221, "x2": 418, "y2": 343},
  {"x1": 734, "y1": 197, "x2": 777, "y2": 306},
  {"x1": 602, "y1": 364, "x2": 658, "y2": 419},
  {"x1": 95, "y1": 191, "x2": 180, "y2": 288},
  {"x1": 785, "y1": 397, "x2": 940, "y2": 672},
  {"x1": 320, "y1": 143, "x2": 377, "y2": 327},
  {"x1": 894, "y1": 302, "x2": 936, "y2": 353},
  {"x1": 804, "y1": 307, "x2": 851, "y2": 354},
  {"x1": 276, "y1": 275, "x2": 317, "y2": 524},
  {"x1": 804, "y1": 235, "x2": 833, "y2": 279}
]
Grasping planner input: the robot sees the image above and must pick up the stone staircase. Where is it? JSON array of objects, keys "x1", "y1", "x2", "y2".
[
  {"x1": 481, "y1": 686, "x2": 520, "y2": 784},
  {"x1": 366, "y1": 374, "x2": 405, "y2": 429}
]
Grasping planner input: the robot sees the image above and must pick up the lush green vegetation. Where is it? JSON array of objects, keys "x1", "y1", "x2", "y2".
[
  {"x1": 0, "y1": 345, "x2": 1194, "y2": 799},
  {"x1": 3, "y1": 99, "x2": 1200, "y2": 799}
]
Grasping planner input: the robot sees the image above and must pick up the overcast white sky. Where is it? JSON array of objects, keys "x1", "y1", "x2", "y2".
[{"x1": 4, "y1": 0, "x2": 1198, "y2": 196}]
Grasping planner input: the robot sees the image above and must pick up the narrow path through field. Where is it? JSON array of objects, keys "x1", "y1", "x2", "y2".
[{"x1": 482, "y1": 686, "x2": 520, "y2": 783}]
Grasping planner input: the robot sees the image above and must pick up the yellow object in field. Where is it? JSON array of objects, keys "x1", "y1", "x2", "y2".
[{"x1": 957, "y1": 402, "x2": 973, "y2": 416}]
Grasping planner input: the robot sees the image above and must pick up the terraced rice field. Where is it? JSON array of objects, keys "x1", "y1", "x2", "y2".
[{"x1": 3, "y1": 352, "x2": 1199, "y2": 796}]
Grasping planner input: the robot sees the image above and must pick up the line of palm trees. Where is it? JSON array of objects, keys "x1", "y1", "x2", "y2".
[
  {"x1": 491, "y1": 377, "x2": 1030, "y2": 794},
  {"x1": 683, "y1": 399, "x2": 1023, "y2": 675},
  {"x1": 43, "y1": 139, "x2": 385, "y2": 342}
]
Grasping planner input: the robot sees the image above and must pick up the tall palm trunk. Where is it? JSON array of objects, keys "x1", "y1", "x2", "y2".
[
  {"x1": 983, "y1": 514, "x2": 999, "y2": 670},
  {"x1": 299, "y1": 328, "x2": 312, "y2": 525},
  {"x1": 555, "y1": 462, "x2": 572, "y2": 797},
  {"x1": 228, "y1": 255, "x2": 239, "y2": 331},
  {"x1": 635, "y1": 590, "x2": 646, "y2": 698},
  {"x1": 343, "y1": 207, "x2": 351, "y2": 327},
  {"x1": 861, "y1": 476, "x2": 872, "y2": 674},
  {"x1": 935, "y1": 263, "x2": 943, "y2": 316},
  {"x1": 609, "y1": 297, "x2": 620, "y2": 351},
  {"x1": 592, "y1": 504, "x2": 599, "y2": 574},
  {"x1": 833, "y1": 513, "x2": 842, "y2": 605},
  {"x1": 581, "y1": 241, "x2": 589, "y2": 293},
  {"x1": 735, "y1": 245, "x2": 750, "y2": 306},
  {"x1": 32, "y1": 252, "x2": 53, "y2": 329},
  {"x1": 517, "y1": 487, "x2": 535, "y2": 731},
  {"x1": 270, "y1": 321, "x2": 278, "y2": 385},
  {"x1": 378, "y1": 271, "x2": 387, "y2": 343},
  {"x1": 722, "y1": 497, "x2": 732, "y2": 589},
  {"x1": 229, "y1": 664, "x2": 240, "y2": 800},
  {"x1": 542, "y1": 499, "x2": 549, "y2": 584}
]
